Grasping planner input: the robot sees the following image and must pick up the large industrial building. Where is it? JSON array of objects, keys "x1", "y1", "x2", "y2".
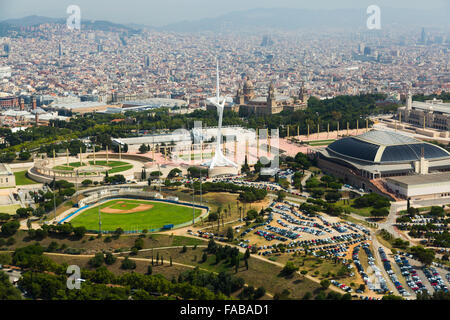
[{"x1": 312, "y1": 130, "x2": 450, "y2": 200}]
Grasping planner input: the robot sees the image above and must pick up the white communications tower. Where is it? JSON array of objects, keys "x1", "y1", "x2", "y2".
[{"x1": 205, "y1": 59, "x2": 238, "y2": 169}]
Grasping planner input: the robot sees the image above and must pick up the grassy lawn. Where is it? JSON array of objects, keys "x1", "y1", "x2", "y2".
[
  {"x1": 14, "y1": 170, "x2": 38, "y2": 185},
  {"x1": 335, "y1": 199, "x2": 373, "y2": 217},
  {"x1": 88, "y1": 160, "x2": 129, "y2": 167},
  {"x1": 108, "y1": 164, "x2": 133, "y2": 174},
  {"x1": 0, "y1": 204, "x2": 21, "y2": 215},
  {"x1": 341, "y1": 214, "x2": 374, "y2": 228},
  {"x1": 52, "y1": 161, "x2": 133, "y2": 174},
  {"x1": 68, "y1": 162, "x2": 86, "y2": 167},
  {"x1": 398, "y1": 205, "x2": 450, "y2": 215},
  {"x1": 70, "y1": 199, "x2": 202, "y2": 231},
  {"x1": 398, "y1": 207, "x2": 431, "y2": 215},
  {"x1": 307, "y1": 139, "x2": 336, "y2": 146},
  {"x1": 376, "y1": 233, "x2": 393, "y2": 250},
  {"x1": 53, "y1": 165, "x2": 74, "y2": 171}
]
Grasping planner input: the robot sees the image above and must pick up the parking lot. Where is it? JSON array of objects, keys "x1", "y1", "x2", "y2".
[{"x1": 234, "y1": 201, "x2": 369, "y2": 259}]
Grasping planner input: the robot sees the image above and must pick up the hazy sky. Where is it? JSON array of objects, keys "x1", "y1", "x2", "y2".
[{"x1": 0, "y1": 0, "x2": 448, "y2": 26}]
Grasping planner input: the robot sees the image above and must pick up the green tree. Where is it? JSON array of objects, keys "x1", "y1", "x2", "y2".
[
  {"x1": 280, "y1": 261, "x2": 299, "y2": 276},
  {"x1": 320, "y1": 279, "x2": 331, "y2": 290},
  {"x1": 1, "y1": 221, "x2": 20, "y2": 237},
  {"x1": 88, "y1": 253, "x2": 104, "y2": 268},
  {"x1": 0, "y1": 271, "x2": 22, "y2": 300},
  {"x1": 73, "y1": 226, "x2": 86, "y2": 239},
  {"x1": 134, "y1": 238, "x2": 144, "y2": 250},
  {"x1": 226, "y1": 226, "x2": 234, "y2": 241},
  {"x1": 147, "y1": 265, "x2": 152, "y2": 275},
  {"x1": 121, "y1": 257, "x2": 136, "y2": 270},
  {"x1": 276, "y1": 190, "x2": 286, "y2": 202}
]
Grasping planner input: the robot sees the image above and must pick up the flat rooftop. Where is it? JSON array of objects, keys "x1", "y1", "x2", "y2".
[
  {"x1": 0, "y1": 163, "x2": 12, "y2": 175},
  {"x1": 50, "y1": 101, "x2": 107, "y2": 109},
  {"x1": 386, "y1": 172, "x2": 450, "y2": 186},
  {"x1": 411, "y1": 101, "x2": 450, "y2": 115}
]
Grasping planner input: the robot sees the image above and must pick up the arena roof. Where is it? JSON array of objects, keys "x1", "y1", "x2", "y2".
[
  {"x1": 325, "y1": 130, "x2": 450, "y2": 164},
  {"x1": 355, "y1": 130, "x2": 418, "y2": 145}
]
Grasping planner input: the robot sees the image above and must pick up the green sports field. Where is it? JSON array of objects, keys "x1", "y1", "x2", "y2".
[
  {"x1": 70, "y1": 199, "x2": 203, "y2": 231},
  {"x1": 52, "y1": 160, "x2": 133, "y2": 174}
]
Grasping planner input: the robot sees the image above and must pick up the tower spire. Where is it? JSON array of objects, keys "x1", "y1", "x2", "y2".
[
  {"x1": 205, "y1": 59, "x2": 238, "y2": 169},
  {"x1": 216, "y1": 58, "x2": 220, "y2": 101}
]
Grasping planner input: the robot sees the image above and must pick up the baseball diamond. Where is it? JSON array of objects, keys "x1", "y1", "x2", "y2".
[{"x1": 70, "y1": 198, "x2": 203, "y2": 232}]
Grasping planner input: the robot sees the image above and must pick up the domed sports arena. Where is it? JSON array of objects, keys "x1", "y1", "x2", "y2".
[{"x1": 311, "y1": 130, "x2": 450, "y2": 197}]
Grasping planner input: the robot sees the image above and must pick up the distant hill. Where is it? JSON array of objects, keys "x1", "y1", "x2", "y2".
[
  {"x1": 157, "y1": 7, "x2": 450, "y2": 32},
  {"x1": 0, "y1": 15, "x2": 140, "y2": 36},
  {"x1": 0, "y1": 7, "x2": 448, "y2": 36},
  {"x1": 1, "y1": 15, "x2": 63, "y2": 26}
]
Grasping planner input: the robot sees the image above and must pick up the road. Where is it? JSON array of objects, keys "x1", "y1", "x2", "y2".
[{"x1": 370, "y1": 232, "x2": 398, "y2": 294}]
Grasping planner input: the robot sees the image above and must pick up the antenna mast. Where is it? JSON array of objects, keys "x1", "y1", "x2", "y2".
[{"x1": 216, "y1": 58, "x2": 220, "y2": 101}]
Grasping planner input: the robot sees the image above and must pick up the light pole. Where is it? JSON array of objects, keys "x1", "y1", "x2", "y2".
[
  {"x1": 199, "y1": 170, "x2": 202, "y2": 205},
  {"x1": 157, "y1": 163, "x2": 162, "y2": 194},
  {"x1": 192, "y1": 179, "x2": 195, "y2": 226},
  {"x1": 98, "y1": 205, "x2": 102, "y2": 234},
  {"x1": 53, "y1": 174, "x2": 56, "y2": 222}
]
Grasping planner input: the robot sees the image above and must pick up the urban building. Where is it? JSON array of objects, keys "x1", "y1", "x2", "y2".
[
  {"x1": 397, "y1": 92, "x2": 450, "y2": 133},
  {"x1": 0, "y1": 163, "x2": 15, "y2": 188},
  {"x1": 235, "y1": 79, "x2": 308, "y2": 116},
  {"x1": 311, "y1": 130, "x2": 450, "y2": 199},
  {"x1": 0, "y1": 94, "x2": 19, "y2": 108},
  {"x1": 385, "y1": 172, "x2": 450, "y2": 200},
  {"x1": 46, "y1": 101, "x2": 119, "y2": 115}
]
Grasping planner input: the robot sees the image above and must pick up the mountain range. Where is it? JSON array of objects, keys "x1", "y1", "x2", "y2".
[{"x1": 1, "y1": 7, "x2": 449, "y2": 34}]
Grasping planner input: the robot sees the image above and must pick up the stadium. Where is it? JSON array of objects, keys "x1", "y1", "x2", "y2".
[
  {"x1": 311, "y1": 130, "x2": 450, "y2": 199},
  {"x1": 58, "y1": 189, "x2": 208, "y2": 233}
]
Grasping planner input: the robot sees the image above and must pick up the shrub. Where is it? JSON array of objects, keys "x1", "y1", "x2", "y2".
[
  {"x1": 81, "y1": 179, "x2": 93, "y2": 186},
  {"x1": 121, "y1": 256, "x2": 136, "y2": 270},
  {"x1": 88, "y1": 253, "x2": 104, "y2": 268},
  {"x1": 104, "y1": 252, "x2": 117, "y2": 265},
  {"x1": 1, "y1": 221, "x2": 20, "y2": 237}
]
